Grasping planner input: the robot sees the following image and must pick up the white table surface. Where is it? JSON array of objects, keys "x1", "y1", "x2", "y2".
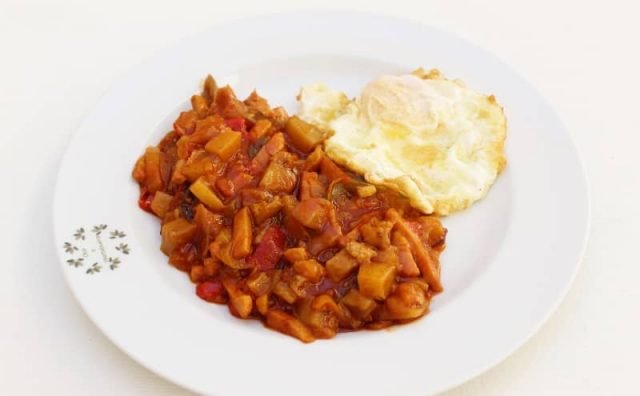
[{"x1": 1, "y1": 0, "x2": 638, "y2": 394}]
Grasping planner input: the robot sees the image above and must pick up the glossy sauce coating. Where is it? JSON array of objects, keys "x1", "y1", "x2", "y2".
[{"x1": 132, "y1": 76, "x2": 447, "y2": 342}]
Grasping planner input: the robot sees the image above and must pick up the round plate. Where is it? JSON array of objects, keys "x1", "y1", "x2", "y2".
[{"x1": 54, "y1": 10, "x2": 590, "y2": 396}]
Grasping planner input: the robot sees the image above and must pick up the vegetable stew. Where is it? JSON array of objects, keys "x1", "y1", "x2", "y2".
[{"x1": 132, "y1": 76, "x2": 447, "y2": 342}]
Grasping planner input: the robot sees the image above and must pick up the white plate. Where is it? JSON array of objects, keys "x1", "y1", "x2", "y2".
[{"x1": 53, "y1": 10, "x2": 590, "y2": 396}]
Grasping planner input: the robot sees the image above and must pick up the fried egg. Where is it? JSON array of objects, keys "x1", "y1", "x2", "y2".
[{"x1": 297, "y1": 69, "x2": 507, "y2": 215}]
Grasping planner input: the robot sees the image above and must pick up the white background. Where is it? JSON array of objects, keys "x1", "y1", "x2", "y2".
[{"x1": 1, "y1": 0, "x2": 638, "y2": 395}]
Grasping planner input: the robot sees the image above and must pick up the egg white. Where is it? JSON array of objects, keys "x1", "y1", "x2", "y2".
[{"x1": 297, "y1": 69, "x2": 507, "y2": 215}]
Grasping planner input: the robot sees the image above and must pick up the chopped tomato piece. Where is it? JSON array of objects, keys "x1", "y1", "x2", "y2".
[
  {"x1": 196, "y1": 280, "x2": 226, "y2": 303},
  {"x1": 138, "y1": 190, "x2": 154, "y2": 213},
  {"x1": 246, "y1": 226, "x2": 285, "y2": 271},
  {"x1": 225, "y1": 117, "x2": 246, "y2": 132}
]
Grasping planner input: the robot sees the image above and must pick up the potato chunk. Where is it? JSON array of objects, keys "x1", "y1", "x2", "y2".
[
  {"x1": 358, "y1": 260, "x2": 397, "y2": 300},
  {"x1": 150, "y1": 191, "x2": 173, "y2": 218},
  {"x1": 284, "y1": 116, "x2": 328, "y2": 153},
  {"x1": 293, "y1": 259, "x2": 325, "y2": 282},
  {"x1": 160, "y1": 218, "x2": 197, "y2": 255},
  {"x1": 326, "y1": 249, "x2": 359, "y2": 282},
  {"x1": 360, "y1": 217, "x2": 393, "y2": 249},
  {"x1": 259, "y1": 161, "x2": 297, "y2": 194},
  {"x1": 342, "y1": 289, "x2": 377, "y2": 319},
  {"x1": 250, "y1": 198, "x2": 283, "y2": 224},
  {"x1": 205, "y1": 130, "x2": 242, "y2": 161},
  {"x1": 143, "y1": 146, "x2": 164, "y2": 193},
  {"x1": 283, "y1": 247, "x2": 309, "y2": 263},
  {"x1": 189, "y1": 178, "x2": 224, "y2": 211},
  {"x1": 231, "y1": 207, "x2": 253, "y2": 258},
  {"x1": 345, "y1": 241, "x2": 377, "y2": 263}
]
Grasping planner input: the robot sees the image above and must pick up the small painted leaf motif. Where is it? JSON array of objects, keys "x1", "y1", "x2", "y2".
[
  {"x1": 66, "y1": 225, "x2": 129, "y2": 275},
  {"x1": 115, "y1": 243, "x2": 130, "y2": 255},
  {"x1": 108, "y1": 257, "x2": 121, "y2": 270},
  {"x1": 66, "y1": 258, "x2": 84, "y2": 267},
  {"x1": 63, "y1": 242, "x2": 78, "y2": 254},
  {"x1": 73, "y1": 228, "x2": 85, "y2": 240},
  {"x1": 92, "y1": 224, "x2": 108, "y2": 235},
  {"x1": 86, "y1": 262, "x2": 102, "y2": 274},
  {"x1": 109, "y1": 230, "x2": 126, "y2": 239}
]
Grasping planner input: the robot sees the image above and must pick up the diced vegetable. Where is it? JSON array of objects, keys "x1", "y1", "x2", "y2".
[
  {"x1": 297, "y1": 297, "x2": 338, "y2": 339},
  {"x1": 345, "y1": 241, "x2": 377, "y2": 263},
  {"x1": 250, "y1": 133, "x2": 285, "y2": 173},
  {"x1": 194, "y1": 204, "x2": 225, "y2": 237},
  {"x1": 256, "y1": 294, "x2": 270, "y2": 315},
  {"x1": 356, "y1": 185, "x2": 377, "y2": 198},
  {"x1": 160, "y1": 218, "x2": 197, "y2": 255},
  {"x1": 190, "y1": 115, "x2": 224, "y2": 144},
  {"x1": 418, "y1": 216, "x2": 447, "y2": 248},
  {"x1": 283, "y1": 247, "x2": 309, "y2": 263},
  {"x1": 174, "y1": 110, "x2": 198, "y2": 135},
  {"x1": 143, "y1": 147, "x2": 164, "y2": 193},
  {"x1": 170, "y1": 159, "x2": 187, "y2": 185},
  {"x1": 320, "y1": 157, "x2": 348, "y2": 182},
  {"x1": 272, "y1": 281, "x2": 298, "y2": 304},
  {"x1": 307, "y1": 207, "x2": 343, "y2": 255},
  {"x1": 293, "y1": 259, "x2": 325, "y2": 282},
  {"x1": 380, "y1": 281, "x2": 430, "y2": 320},
  {"x1": 250, "y1": 198, "x2": 283, "y2": 224},
  {"x1": 244, "y1": 90, "x2": 273, "y2": 117},
  {"x1": 203, "y1": 257, "x2": 220, "y2": 277},
  {"x1": 387, "y1": 209, "x2": 442, "y2": 292},
  {"x1": 196, "y1": 280, "x2": 225, "y2": 303},
  {"x1": 203, "y1": 74, "x2": 218, "y2": 100},
  {"x1": 205, "y1": 130, "x2": 242, "y2": 161},
  {"x1": 342, "y1": 289, "x2": 377, "y2": 319},
  {"x1": 302, "y1": 145, "x2": 324, "y2": 171},
  {"x1": 191, "y1": 94, "x2": 208, "y2": 116},
  {"x1": 209, "y1": 228, "x2": 252, "y2": 269},
  {"x1": 246, "y1": 226, "x2": 285, "y2": 271},
  {"x1": 231, "y1": 207, "x2": 253, "y2": 258},
  {"x1": 214, "y1": 86, "x2": 248, "y2": 119},
  {"x1": 181, "y1": 153, "x2": 218, "y2": 182},
  {"x1": 290, "y1": 198, "x2": 331, "y2": 230},
  {"x1": 326, "y1": 249, "x2": 359, "y2": 282},
  {"x1": 289, "y1": 275, "x2": 309, "y2": 299},
  {"x1": 168, "y1": 243, "x2": 199, "y2": 272},
  {"x1": 284, "y1": 116, "x2": 328, "y2": 153},
  {"x1": 132, "y1": 155, "x2": 145, "y2": 183},
  {"x1": 189, "y1": 265, "x2": 206, "y2": 283},
  {"x1": 358, "y1": 260, "x2": 397, "y2": 300},
  {"x1": 176, "y1": 136, "x2": 197, "y2": 160},
  {"x1": 299, "y1": 171, "x2": 326, "y2": 200},
  {"x1": 230, "y1": 294, "x2": 253, "y2": 319},
  {"x1": 259, "y1": 161, "x2": 297, "y2": 194},
  {"x1": 360, "y1": 217, "x2": 393, "y2": 249},
  {"x1": 189, "y1": 178, "x2": 224, "y2": 211},
  {"x1": 392, "y1": 231, "x2": 420, "y2": 277},
  {"x1": 266, "y1": 310, "x2": 315, "y2": 343},
  {"x1": 250, "y1": 119, "x2": 272, "y2": 140},
  {"x1": 150, "y1": 191, "x2": 173, "y2": 218},
  {"x1": 246, "y1": 271, "x2": 274, "y2": 297},
  {"x1": 225, "y1": 117, "x2": 246, "y2": 132}
]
